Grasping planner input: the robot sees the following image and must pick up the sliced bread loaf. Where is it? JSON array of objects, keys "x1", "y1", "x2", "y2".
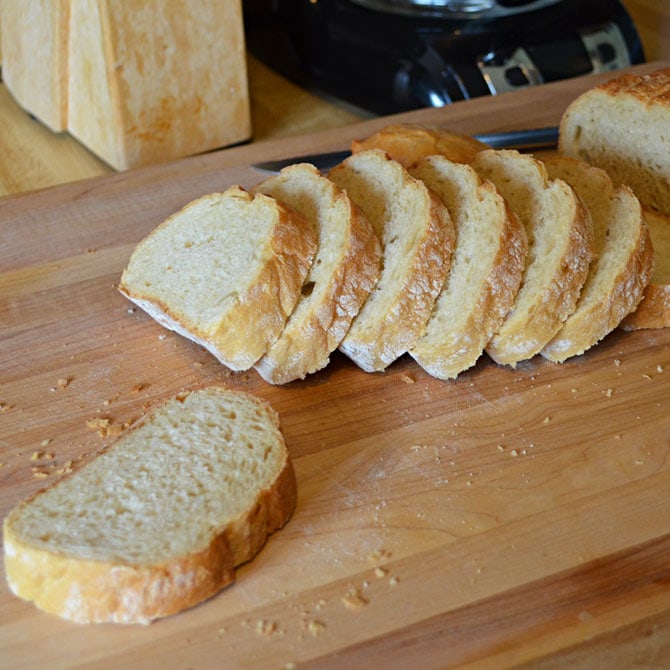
[
  {"x1": 559, "y1": 67, "x2": 670, "y2": 216},
  {"x1": 541, "y1": 157, "x2": 654, "y2": 361},
  {"x1": 351, "y1": 123, "x2": 488, "y2": 168},
  {"x1": 118, "y1": 186, "x2": 316, "y2": 371},
  {"x1": 620, "y1": 207, "x2": 670, "y2": 330},
  {"x1": 329, "y1": 149, "x2": 455, "y2": 372},
  {"x1": 408, "y1": 156, "x2": 527, "y2": 379},
  {"x1": 252, "y1": 163, "x2": 381, "y2": 384},
  {"x1": 471, "y1": 149, "x2": 593, "y2": 367},
  {"x1": 3, "y1": 386, "x2": 296, "y2": 624}
]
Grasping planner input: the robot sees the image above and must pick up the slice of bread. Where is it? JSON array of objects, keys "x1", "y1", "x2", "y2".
[
  {"x1": 351, "y1": 123, "x2": 489, "y2": 168},
  {"x1": 3, "y1": 386, "x2": 296, "y2": 624},
  {"x1": 119, "y1": 186, "x2": 316, "y2": 371},
  {"x1": 471, "y1": 149, "x2": 593, "y2": 367},
  {"x1": 541, "y1": 157, "x2": 654, "y2": 361},
  {"x1": 252, "y1": 163, "x2": 381, "y2": 384},
  {"x1": 620, "y1": 207, "x2": 670, "y2": 330},
  {"x1": 329, "y1": 149, "x2": 455, "y2": 372},
  {"x1": 559, "y1": 67, "x2": 670, "y2": 216},
  {"x1": 408, "y1": 156, "x2": 527, "y2": 379}
]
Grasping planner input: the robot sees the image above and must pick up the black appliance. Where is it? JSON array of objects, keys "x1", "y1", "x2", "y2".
[{"x1": 243, "y1": 0, "x2": 645, "y2": 115}]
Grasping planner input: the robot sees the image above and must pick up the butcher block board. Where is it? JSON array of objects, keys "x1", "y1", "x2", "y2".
[{"x1": 2, "y1": 63, "x2": 670, "y2": 669}]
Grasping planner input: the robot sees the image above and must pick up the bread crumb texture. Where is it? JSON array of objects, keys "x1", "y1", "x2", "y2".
[{"x1": 3, "y1": 386, "x2": 296, "y2": 624}]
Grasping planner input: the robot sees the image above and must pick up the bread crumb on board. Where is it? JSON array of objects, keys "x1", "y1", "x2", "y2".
[
  {"x1": 305, "y1": 619, "x2": 326, "y2": 636},
  {"x1": 341, "y1": 588, "x2": 368, "y2": 610}
]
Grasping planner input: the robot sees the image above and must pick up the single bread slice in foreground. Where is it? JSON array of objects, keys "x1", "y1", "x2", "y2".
[
  {"x1": 409, "y1": 156, "x2": 527, "y2": 379},
  {"x1": 559, "y1": 67, "x2": 670, "y2": 216},
  {"x1": 3, "y1": 387, "x2": 296, "y2": 624},
  {"x1": 542, "y1": 157, "x2": 654, "y2": 361},
  {"x1": 119, "y1": 186, "x2": 316, "y2": 371},
  {"x1": 351, "y1": 123, "x2": 489, "y2": 167},
  {"x1": 329, "y1": 149, "x2": 455, "y2": 372},
  {"x1": 471, "y1": 149, "x2": 593, "y2": 367},
  {"x1": 621, "y1": 207, "x2": 670, "y2": 330},
  {"x1": 253, "y1": 163, "x2": 381, "y2": 384}
]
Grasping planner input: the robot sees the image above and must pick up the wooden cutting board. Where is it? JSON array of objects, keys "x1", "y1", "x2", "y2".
[{"x1": 2, "y1": 63, "x2": 669, "y2": 669}]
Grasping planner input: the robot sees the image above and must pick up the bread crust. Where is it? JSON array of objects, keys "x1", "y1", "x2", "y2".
[
  {"x1": 253, "y1": 164, "x2": 382, "y2": 384},
  {"x1": 3, "y1": 388, "x2": 297, "y2": 624},
  {"x1": 351, "y1": 123, "x2": 488, "y2": 167},
  {"x1": 118, "y1": 187, "x2": 316, "y2": 371},
  {"x1": 620, "y1": 207, "x2": 670, "y2": 330}
]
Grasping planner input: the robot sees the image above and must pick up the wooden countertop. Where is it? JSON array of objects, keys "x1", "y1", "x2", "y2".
[{"x1": 1, "y1": 4, "x2": 670, "y2": 669}]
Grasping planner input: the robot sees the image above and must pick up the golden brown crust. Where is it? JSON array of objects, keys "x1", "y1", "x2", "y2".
[{"x1": 351, "y1": 123, "x2": 488, "y2": 167}]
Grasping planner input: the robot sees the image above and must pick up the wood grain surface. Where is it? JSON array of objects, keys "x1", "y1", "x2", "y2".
[{"x1": 1, "y1": 63, "x2": 670, "y2": 669}]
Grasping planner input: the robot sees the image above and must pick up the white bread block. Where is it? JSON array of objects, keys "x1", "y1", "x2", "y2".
[
  {"x1": 621, "y1": 207, "x2": 670, "y2": 330},
  {"x1": 471, "y1": 149, "x2": 594, "y2": 367},
  {"x1": 119, "y1": 186, "x2": 316, "y2": 371},
  {"x1": 559, "y1": 67, "x2": 670, "y2": 216},
  {"x1": 542, "y1": 157, "x2": 654, "y2": 361},
  {"x1": 3, "y1": 387, "x2": 296, "y2": 624},
  {"x1": 253, "y1": 163, "x2": 382, "y2": 384},
  {"x1": 409, "y1": 156, "x2": 527, "y2": 379},
  {"x1": 0, "y1": 0, "x2": 69, "y2": 131},
  {"x1": 329, "y1": 149, "x2": 455, "y2": 372},
  {"x1": 67, "y1": 0, "x2": 251, "y2": 169}
]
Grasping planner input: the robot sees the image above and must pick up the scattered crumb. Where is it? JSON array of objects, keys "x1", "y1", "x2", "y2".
[
  {"x1": 367, "y1": 548, "x2": 390, "y2": 563},
  {"x1": 158, "y1": 334, "x2": 167, "y2": 340},
  {"x1": 658, "y1": 365, "x2": 664, "y2": 374},
  {"x1": 510, "y1": 449, "x2": 519, "y2": 457},
  {"x1": 374, "y1": 567, "x2": 388, "y2": 578},
  {"x1": 399, "y1": 373, "x2": 415, "y2": 385},
  {"x1": 341, "y1": 588, "x2": 368, "y2": 610},
  {"x1": 604, "y1": 388, "x2": 613, "y2": 398},
  {"x1": 0, "y1": 402, "x2": 13, "y2": 412},
  {"x1": 86, "y1": 418, "x2": 123, "y2": 438},
  {"x1": 131, "y1": 382, "x2": 149, "y2": 394},
  {"x1": 643, "y1": 374, "x2": 652, "y2": 380},
  {"x1": 30, "y1": 451, "x2": 41, "y2": 461},
  {"x1": 614, "y1": 359, "x2": 621, "y2": 367},
  {"x1": 55, "y1": 460, "x2": 73, "y2": 475},
  {"x1": 57, "y1": 377, "x2": 70, "y2": 389},
  {"x1": 32, "y1": 471, "x2": 49, "y2": 479},
  {"x1": 542, "y1": 416, "x2": 551, "y2": 424},
  {"x1": 497, "y1": 444, "x2": 505, "y2": 452},
  {"x1": 305, "y1": 620, "x2": 325, "y2": 636},
  {"x1": 389, "y1": 577, "x2": 399, "y2": 586},
  {"x1": 254, "y1": 619, "x2": 278, "y2": 637},
  {"x1": 40, "y1": 439, "x2": 52, "y2": 447},
  {"x1": 284, "y1": 663, "x2": 297, "y2": 670}
]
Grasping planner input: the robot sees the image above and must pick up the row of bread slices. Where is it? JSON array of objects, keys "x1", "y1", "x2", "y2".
[{"x1": 118, "y1": 125, "x2": 655, "y2": 384}]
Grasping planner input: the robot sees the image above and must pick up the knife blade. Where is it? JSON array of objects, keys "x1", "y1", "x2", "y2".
[{"x1": 253, "y1": 126, "x2": 559, "y2": 173}]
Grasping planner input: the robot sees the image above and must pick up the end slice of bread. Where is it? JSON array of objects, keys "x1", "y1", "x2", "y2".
[
  {"x1": 118, "y1": 186, "x2": 316, "y2": 371},
  {"x1": 329, "y1": 149, "x2": 455, "y2": 372},
  {"x1": 408, "y1": 156, "x2": 527, "y2": 379},
  {"x1": 3, "y1": 386, "x2": 296, "y2": 624},
  {"x1": 541, "y1": 157, "x2": 654, "y2": 361},
  {"x1": 471, "y1": 149, "x2": 594, "y2": 367},
  {"x1": 559, "y1": 67, "x2": 670, "y2": 216},
  {"x1": 620, "y1": 207, "x2": 670, "y2": 330},
  {"x1": 252, "y1": 163, "x2": 382, "y2": 384},
  {"x1": 351, "y1": 123, "x2": 489, "y2": 168}
]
